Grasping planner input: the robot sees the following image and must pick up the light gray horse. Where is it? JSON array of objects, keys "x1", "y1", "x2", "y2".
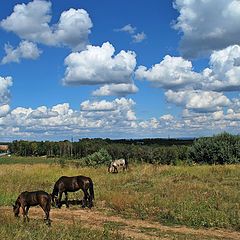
[{"x1": 108, "y1": 158, "x2": 128, "y2": 173}]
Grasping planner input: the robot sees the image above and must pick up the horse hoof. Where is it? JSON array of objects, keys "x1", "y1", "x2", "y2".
[{"x1": 46, "y1": 222, "x2": 51, "y2": 227}]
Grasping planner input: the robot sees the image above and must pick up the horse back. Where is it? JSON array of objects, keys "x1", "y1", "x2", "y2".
[
  {"x1": 18, "y1": 191, "x2": 50, "y2": 206},
  {"x1": 77, "y1": 175, "x2": 92, "y2": 188},
  {"x1": 113, "y1": 158, "x2": 126, "y2": 166},
  {"x1": 55, "y1": 176, "x2": 81, "y2": 192},
  {"x1": 54, "y1": 175, "x2": 93, "y2": 193}
]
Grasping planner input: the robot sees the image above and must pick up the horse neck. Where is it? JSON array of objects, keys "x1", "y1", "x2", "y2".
[
  {"x1": 15, "y1": 199, "x2": 21, "y2": 207},
  {"x1": 52, "y1": 186, "x2": 59, "y2": 196}
]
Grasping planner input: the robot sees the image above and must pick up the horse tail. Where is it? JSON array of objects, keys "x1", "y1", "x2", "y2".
[
  {"x1": 47, "y1": 194, "x2": 52, "y2": 211},
  {"x1": 108, "y1": 162, "x2": 111, "y2": 172},
  {"x1": 89, "y1": 178, "x2": 94, "y2": 200},
  {"x1": 125, "y1": 158, "x2": 129, "y2": 170}
]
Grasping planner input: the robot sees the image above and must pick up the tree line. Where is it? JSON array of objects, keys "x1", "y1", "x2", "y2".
[{"x1": 8, "y1": 132, "x2": 240, "y2": 165}]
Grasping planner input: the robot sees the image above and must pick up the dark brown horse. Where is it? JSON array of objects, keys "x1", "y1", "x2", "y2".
[
  {"x1": 51, "y1": 175, "x2": 94, "y2": 209},
  {"x1": 12, "y1": 191, "x2": 51, "y2": 225}
]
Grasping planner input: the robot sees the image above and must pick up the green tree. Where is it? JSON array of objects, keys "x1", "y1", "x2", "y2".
[{"x1": 189, "y1": 132, "x2": 240, "y2": 164}]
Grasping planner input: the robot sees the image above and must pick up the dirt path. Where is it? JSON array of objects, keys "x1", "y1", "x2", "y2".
[{"x1": 1, "y1": 206, "x2": 240, "y2": 240}]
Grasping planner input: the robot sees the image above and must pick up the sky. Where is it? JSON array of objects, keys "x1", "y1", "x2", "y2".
[{"x1": 0, "y1": 0, "x2": 240, "y2": 141}]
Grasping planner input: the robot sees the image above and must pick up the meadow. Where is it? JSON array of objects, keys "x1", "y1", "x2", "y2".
[{"x1": 0, "y1": 156, "x2": 239, "y2": 239}]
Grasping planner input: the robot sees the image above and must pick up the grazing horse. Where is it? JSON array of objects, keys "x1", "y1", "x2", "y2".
[
  {"x1": 12, "y1": 191, "x2": 51, "y2": 225},
  {"x1": 51, "y1": 175, "x2": 94, "y2": 209},
  {"x1": 108, "y1": 158, "x2": 128, "y2": 173}
]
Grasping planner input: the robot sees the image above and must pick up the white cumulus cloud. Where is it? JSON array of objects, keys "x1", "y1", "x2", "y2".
[
  {"x1": 92, "y1": 83, "x2": 138, "y2": 96},
  {"x1": 202, "y1": 45, "x2": 240, "y2": 91},
  {"x1": 0, "y1": 104, "x2": 10, "y2": 118},
  {"x1": 115, "y1": 24, "x2": 146, "y2": 43},
  {"x1": 135, "y1": 55, "x2": 201, "y2": 90},
  {"x1": 165, "y1": 89, "x2": 231, "y2": 113},
  {"x1": 0, "y1": 98, "x2": 138, "y2": 140},
  {"x1": 173, "y1": 0, "x2": 240, "y2": 57},
  {"x1": 115, "y1": 24, "x2": 136, "y2": 34},
  {"x1": 81, "y1": 100, "x2": 116, "y2": 112},
  {"x1": 132, "y1": 32, "x2": 147, "y2": 43},
  {"x1": 62, "y1": 42, "x2": 137, "y2": 86},
  {"x1": 1, "y1": 40, "x2": 42, "y2": 64},
  {"x1": 0, "y1": 76, "x2": 12, "y2": 104},
  {"x1": 0, "y1": 76, "x2": 12, "y2": 117},
  {"x1": 0, "y1": 0, "x2": 92, "y2": 50}
]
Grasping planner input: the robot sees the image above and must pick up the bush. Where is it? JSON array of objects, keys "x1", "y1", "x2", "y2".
[
  {"x1": 152, "y1": 146, "x2": 180, "y2": 165},
  {"x1": 189, "y1": 132, "x2": 240, "y2": 164},
  {"x1": 83, "y1": 148, "x2": 112, "y2": 167}
]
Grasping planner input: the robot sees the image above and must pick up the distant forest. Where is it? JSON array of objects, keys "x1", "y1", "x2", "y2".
[{"x1": 4, "y1": 133, "x2": 240, "y2": 165}]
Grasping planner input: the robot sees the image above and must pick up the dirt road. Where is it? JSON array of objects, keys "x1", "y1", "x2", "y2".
[{"x1": 1, "y1": 206, "x2": 240, "y2": 240}]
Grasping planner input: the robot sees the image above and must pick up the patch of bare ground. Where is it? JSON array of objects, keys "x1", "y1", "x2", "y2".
[{"x1": 1, "y1": 206, "x2": 239, "y2": 240}]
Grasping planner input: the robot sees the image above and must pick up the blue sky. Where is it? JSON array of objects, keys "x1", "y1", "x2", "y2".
[{"x1": 0, "y1": 0, "x2": 240, "y2": 141}]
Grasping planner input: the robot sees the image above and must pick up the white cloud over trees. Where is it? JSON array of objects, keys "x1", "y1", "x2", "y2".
[{"x1": 0, "y1": 0, "x2": 240, "y2": 139}]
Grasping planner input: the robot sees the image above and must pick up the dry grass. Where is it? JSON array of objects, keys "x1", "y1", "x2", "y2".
[{"x1": 0, "y1": 161, "x2": 239, "y2": 230}]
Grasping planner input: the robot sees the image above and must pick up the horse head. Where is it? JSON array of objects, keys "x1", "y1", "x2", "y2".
[{"x1": 12, "y1": 203, "x2": 20, "y2": 217}]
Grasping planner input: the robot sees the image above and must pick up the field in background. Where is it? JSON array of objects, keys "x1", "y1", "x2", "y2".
[
  {"x1": 0, "y1": 156, "x2": 56, "y2": 165},
  {"x1": 0, "y1": 157, "x2": 239, "y2": 239}
]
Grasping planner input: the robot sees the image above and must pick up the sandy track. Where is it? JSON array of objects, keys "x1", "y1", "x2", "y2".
[{"x1": 1, "y1": 206, "x2": 240, "y2": 240}]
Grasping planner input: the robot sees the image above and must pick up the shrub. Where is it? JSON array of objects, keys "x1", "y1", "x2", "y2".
[
  {"x1": 83, "y1": 148, "x2": 112, "y2": 167},
  {"x1": 153, "y1": 147, "x2": 176, "y2": 164},
  {"x1": 189, "y1": 132, "x2": 240, "y2": 164}
]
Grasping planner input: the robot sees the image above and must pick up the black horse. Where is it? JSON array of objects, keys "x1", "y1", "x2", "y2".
[
  {"x1": 12, "y1": 191, "x2": 51, "y2": 225},
  {"x1": 51, "y1": 175, "x2": 94, "y2": 209}
]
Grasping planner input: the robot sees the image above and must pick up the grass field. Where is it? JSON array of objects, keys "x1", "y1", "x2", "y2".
[
  {"x1": 0, "y1": 156, "x2": 239, "y2": 239},
  {"x1": 0, "y1": 212, "x2": 127, "y2": 240},
  {"x1": 0, "y1": 156, "x2": 57, "y2": 165}
]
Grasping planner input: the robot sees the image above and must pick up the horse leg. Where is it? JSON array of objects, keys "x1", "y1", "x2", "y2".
[
  {"x1": 64, "y1": 191, "x2": 69, "y2": 208},
  {"x1": 82, "y1": 189, "x2": 89, "y2": 208},
  {"x1": 42, "y1": 205, "x2": 51, "y2": 226},
  {"x1": 25, "y1": 205, "x2": 30, "y2": 222},
  {"x1": 88, "y1": 190, "x2": 93, "y2": 208},
  {"x1": 57, "y1": 191, "x2": 63, "y2": 208},
  {"x1": 44, "y1": 209, "x2": 51, "y2": 226},
  {"x1": 21, "y1": 205, "x2": 27, "y2": 222}
]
